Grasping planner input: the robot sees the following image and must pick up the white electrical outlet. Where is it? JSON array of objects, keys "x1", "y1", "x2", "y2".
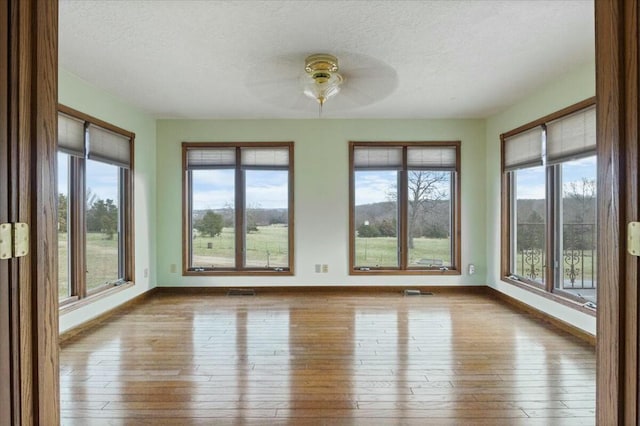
[
  {"x1": 144, "y1": 268, "x2": 149, "y2": 278},
  {"x1": 315, "y1": 264, "x2": 321, "y2": 273},
  {"x1": 468, "y1": 264, "x2": 475, "y2": 275},
  {"x1": 322, "y1": 264, "x2": 328, "y2": 273}
]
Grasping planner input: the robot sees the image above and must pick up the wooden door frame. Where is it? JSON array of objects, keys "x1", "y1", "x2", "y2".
[
  {"x1": 596, "y1": 0, "x2": 640, "y2": 424},
  {"x1": 0, "y1": 0, "x2": 637, "y2": 425},
  {"x1": 0, "y1": 0, "x2": 11, "y2": 424},
  {"x1": 1, "y1": 0, "x2": 59, "y2": 424}
]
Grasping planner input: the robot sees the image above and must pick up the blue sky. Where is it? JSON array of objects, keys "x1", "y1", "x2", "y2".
[
  {"x1": 57, "y1": 153, "x2": 120, "y2": 204},
  {"x1": 355, "y1": 170, "x2": 396, "y2": 205},
  {"x1": 58, "y1": 154, "x2": 597, "y2": 207},
  {"x1": 355, "y1": 170, "x2": 451, "y2": 205},
  {"x1": 192, "y1": 169, "x2": 288, "y2": 210},
  {"x1": 516, "y1": 156, "x2": 597, "y2": 199}
]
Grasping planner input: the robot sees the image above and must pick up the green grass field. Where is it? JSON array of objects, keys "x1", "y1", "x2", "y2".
[
  {"x1": 354, "y1": 236, "x2": 452, "y2": 267},
  {"x1": 58, "y1": 232, "x2": 119, "y2": 299},
  {"x1": 192, "y1": 224, "x2": 289, "y2": 268},
  {"x1": 192, "y1": 225, "x2": 452, "y2": 269}
]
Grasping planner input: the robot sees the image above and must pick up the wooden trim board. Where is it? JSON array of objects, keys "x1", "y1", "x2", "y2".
[
  {"x1": 59, "y1": 288, "x2": 157, "y2": 345},
  {"x1": 486, "y1": 287, "x2": 595, "y2": 346}
]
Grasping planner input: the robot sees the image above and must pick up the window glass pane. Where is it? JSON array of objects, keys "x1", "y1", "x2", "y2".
[
  {"x1": 557, "y1": 156, "x2": 597, "y2": 303},
  {"x1": 354, "y1": 170, "x2": 399, "y2": 268},
  {"x1": 57, "y1": 152, "x2": 70, "y2": 299},
  {"x1": 244, "y1": 170, "x2": 289, "y2": 268},
  {"x1": 191, "y1": 169, "x2": 236, "y2": 268},
  {"x1": 513, "y1": 166, "x2": 546, "y2": 283},
  {"x1": 407, "y1": 170, "x2": 452, "y2": 268},
  {"x1": 85, "y1": 159, "x2": 121, "y2": 290}
]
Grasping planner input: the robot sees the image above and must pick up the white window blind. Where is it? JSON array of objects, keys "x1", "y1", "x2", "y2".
[
  {"x1": 241, "y1": 147, "x2": 289, "y2": 169},
  {"x1": 87, "y1": 124, "x2": 131, "y2": 169},
  {"x1": 186, "y1": 148, "x2": 236, "y2": 169},
  {"x1": 353, "y1": 147, "x2": 402, "y2": 169},
  {"x1": 407, "y1": 146, "x2": 457, "y2": 170},
  {"x1": 503, "y1": 127, "x2": 543, "y2": 171},
  {"x1": 546, "y1": 105, "x2": 596, "y2": 164},
  {"x1": 58, "y1": 112, "x2": 85, "y2": 157}
]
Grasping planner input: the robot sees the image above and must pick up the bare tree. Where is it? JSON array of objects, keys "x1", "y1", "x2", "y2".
[
  {"x1": 564, "y1": 178, "x2": 596, "y2": 223},
  {"x1": 563, "y1": 178, "x2": 596, "y2": 251},
  {"x1": 407, "y1": 171, "x2": 447, "y2": 248},
  {"x1": 388, "y1": 171, "x2": 448, "y2": 248}
]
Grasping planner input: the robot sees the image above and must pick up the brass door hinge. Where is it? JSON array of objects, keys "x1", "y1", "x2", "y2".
[
  {"x1": 628, "y1": 222, "x2": 640, "y2": 256},
  {"x1": 0, "y1": 222, "x2": 29, "y2": 259},
  {"x1": 0, "y1": 223, "x2": 11, "y2": 259}
]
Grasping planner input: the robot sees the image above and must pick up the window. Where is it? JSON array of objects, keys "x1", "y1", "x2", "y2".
[
  {"x1": 502, "y1": 98, "x2": 597, "y2": 309},
  {"x1": 183, "y1": 142, "x2": 294, "y2": 275},
  {"x1": 57, "y1": 105, "x2": 134, "y2": 305},
  {"x1": 349, "y1": 141, "x2": 461, "y2": 274}
]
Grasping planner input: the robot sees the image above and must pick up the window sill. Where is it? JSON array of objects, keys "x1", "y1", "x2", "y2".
[
  {"x1": 59, "y1": 281, "x2": 135, "y2": 315},
  {"x1": 183, "y1": 270, "x2": 294, "y2": 276},
  {"x1": 502, "y1": 276, "x2": 596, "y2": 317},
  {"x1": 350, "y1": 268, "x2": 461, "y2": 276}
]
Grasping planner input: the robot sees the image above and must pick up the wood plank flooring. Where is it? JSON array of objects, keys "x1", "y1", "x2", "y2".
[{"x1": 59, "y1": 291, "x2": 595, "y2": 425}]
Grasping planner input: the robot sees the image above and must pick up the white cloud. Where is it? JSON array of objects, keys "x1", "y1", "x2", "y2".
[
  {"x1": 355, "y1": 171, "x2": 397, "y2": 205},
  {"x1": 517, "y1": 183, "x2": 545, "y2": 199}
]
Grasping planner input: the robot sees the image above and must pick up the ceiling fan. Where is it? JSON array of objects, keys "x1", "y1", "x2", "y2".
[{"x1": 246, "y1": 51, "x2": 398, "y2": 116}]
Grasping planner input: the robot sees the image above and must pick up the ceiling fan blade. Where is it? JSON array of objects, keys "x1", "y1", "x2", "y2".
[{"x1": 244, "y1": 51, "x2": 398, "y2": 114}]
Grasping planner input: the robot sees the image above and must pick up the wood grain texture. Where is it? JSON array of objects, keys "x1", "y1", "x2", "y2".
[
  {"x1": 33, "y1": 0, "x2": 59, "y2": 423},
  {"x1": 595, "y1": 0, "x2": 639, "y2": 424},
  {"x1": 0, "y1": 1, "x2": 10, "y2": 423},
  {"x1": 14, "y1": 0, "x2": 36, "y2": 423},
  {"x1": 4, "y1": 0, "x2": 59, "y2": 424},
  {"x1": 622, "y1": 1, "x2": 639, "y2": 423},
  {"x1": 60, "y1": 292, "x2": 595, "y2": 424}
]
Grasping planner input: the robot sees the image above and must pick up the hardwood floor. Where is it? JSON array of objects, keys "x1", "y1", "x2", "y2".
[{"x1": 59, "y1": 291, "x2": 595, "y2": 425}]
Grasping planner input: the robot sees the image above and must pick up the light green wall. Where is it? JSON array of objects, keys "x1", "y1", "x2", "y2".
[
  {"x1": 58, "y1": 69, "x2": 157, "y2": 333},
  {"x1": 58, "y1": 60, "x2": 598, "y2": 334},
  {"x1": 485, "y1": 61, "x2": 596, "y2": 334},
  {"x1": 156, "y1": 119, "x2": 487, "y2": 287}
]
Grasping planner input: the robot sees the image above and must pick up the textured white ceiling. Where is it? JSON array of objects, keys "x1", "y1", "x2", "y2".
[{"x1": 59, "y1": 0, "x2": 594, "y2": 119}]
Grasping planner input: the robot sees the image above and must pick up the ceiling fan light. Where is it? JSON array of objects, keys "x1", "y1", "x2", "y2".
[
  {"x1": 302, "y1": 53, "x2": 344, "y2": 106},
  {"x1": 302, "y1": 72, "x2": 343, "y2": 104}
]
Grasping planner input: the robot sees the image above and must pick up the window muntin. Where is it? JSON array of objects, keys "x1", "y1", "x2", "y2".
[
  {"x1": 184, "y1": 143, "x2": 294, "y2": 274},
  {"x1": 501, "y1": 99, "x2": 597, "y2": 309},
  {"x1": 56, "y1": 105, "x2": 134, "y2": 306},
  {"x1": 350, "y1": 142, "x2": 460, "y2": 274}
]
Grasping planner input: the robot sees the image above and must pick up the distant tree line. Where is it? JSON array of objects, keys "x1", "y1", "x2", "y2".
[
  {"x1": 192, "y1": 206, "x2": 288, "y2": 238},
  {"x1": 58, "y1": 192, "x2": 119, "y2": 240},
  {"x1": 517, "y1": 178, "x2": 596, "y2": 251},
  {"x1": 356, "y1": 171, "x2": 452, "y2": 244}
]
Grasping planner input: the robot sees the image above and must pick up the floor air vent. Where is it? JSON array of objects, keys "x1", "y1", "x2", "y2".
[
  {"x1": 227, "y1": 288, "x2": 256, "y2": 296},
  {"x1": 403, "y1": 289, "x2": 434, "y2": 296}
]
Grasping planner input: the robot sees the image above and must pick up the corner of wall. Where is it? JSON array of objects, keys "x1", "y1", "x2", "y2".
[
  {"x1": 484, "y1": 61, "x2": 596, "y2": 335},
  {"x1": 58, "y1": 68, "x2": 158, "y2": 333}
]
